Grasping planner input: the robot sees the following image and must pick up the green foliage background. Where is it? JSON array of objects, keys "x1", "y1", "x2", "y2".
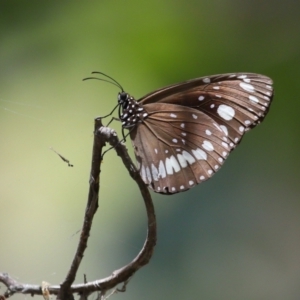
[{"x1": 1, "y1": 1, "x2": 300, "y2": 299}]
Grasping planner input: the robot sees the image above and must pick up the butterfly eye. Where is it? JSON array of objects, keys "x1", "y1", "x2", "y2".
[
  {"x1": 118, "y1": 92, "x2": 128, "y2": 103},
  {"x1": 118, "y1": 92, "x2": 131, "y2": 110}
]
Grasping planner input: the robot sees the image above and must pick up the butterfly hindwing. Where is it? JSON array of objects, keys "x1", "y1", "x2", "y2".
[{"x1": 130, "y1": 103, "x2": 234, "y2": 194}]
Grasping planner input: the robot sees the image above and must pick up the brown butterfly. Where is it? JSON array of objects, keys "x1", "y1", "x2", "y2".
[{"x1": 87, "y1": 72, "x2": 273, "y2": 194}]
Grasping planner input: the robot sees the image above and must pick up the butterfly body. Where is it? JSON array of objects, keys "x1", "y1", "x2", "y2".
[
  {"x1": 118, "y1": 92, "x2": 148, "y2": 128},
  {"x1": 116, "y1": 73, "x2": 273, "y2": 194}
]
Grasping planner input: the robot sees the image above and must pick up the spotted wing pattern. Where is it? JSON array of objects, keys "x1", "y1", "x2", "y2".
[
  {"x1": 130, "y1": 103, "x2": 233, "y2": 194},
  {"x1": 121, "y1": 73, "x2": 273, "y2": 194},
  {"x1": 139, "y1": 73, "x2": 273, "y2": 149}
]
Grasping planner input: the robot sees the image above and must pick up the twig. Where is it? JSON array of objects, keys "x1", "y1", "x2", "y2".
[
  {"x1": 0, "y1": 117, "x2": 157, "y2": 300},
  {"x1": 58, "y1": 118, "x2": 105, "y2": 300}
]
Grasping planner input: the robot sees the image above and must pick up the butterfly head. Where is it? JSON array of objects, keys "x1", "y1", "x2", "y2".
[{"x1": 118, "y1": 92, "x2": 131, "y2": 109}]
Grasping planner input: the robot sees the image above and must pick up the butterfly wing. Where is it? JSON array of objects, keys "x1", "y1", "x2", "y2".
[
  {"x1": 139, "y1": 73, "x2": 273, "y2": 146},
  {"x1": 130, "y1": 103, "x2": 232, "y2": 194}
]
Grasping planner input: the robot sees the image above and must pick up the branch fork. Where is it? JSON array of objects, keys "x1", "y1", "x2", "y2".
[{"x1": 0, "y1": 117, "x2": 157, "y2": 300}]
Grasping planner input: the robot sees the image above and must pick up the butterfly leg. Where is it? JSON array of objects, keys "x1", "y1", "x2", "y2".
[
  {"x1": 100, "y1": 127, "x2": 133, "y2": 159},
  {"x1": 106, "y1": 116, "x2": 121, "y2": 127},
  {"x1": 98, "y1": 104, "x2": 119, "y2": 119}
]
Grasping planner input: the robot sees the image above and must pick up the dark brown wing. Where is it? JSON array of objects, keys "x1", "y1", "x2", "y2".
[
  {"x1": 139, "y1": 73, "x2": 273, "y2": 146},
  {"x1": 130, "y1": 103, "x2": 232, "y2": 194}
]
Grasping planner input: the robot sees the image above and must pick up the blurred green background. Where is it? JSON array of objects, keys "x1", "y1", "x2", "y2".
[{"x1": 1, "y1": 1, "x2": 300, "y2": 299}]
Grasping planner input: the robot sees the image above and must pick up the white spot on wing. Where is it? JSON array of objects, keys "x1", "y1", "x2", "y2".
[
  {"x1": 158, "y1": 160, "x2": 166, "y2": 178},
  {"x1": 170, "y1": 113, "x2": 177, "y2": 118},
  {"x1": 205, "y1": 129, "x2": 212, "y2": 136},
  {"x1": 222, "y1": 142, "x2": 228, "y2": 148},
  {"x1": 220, "y1": 125, "x2": 228, "y2": 135},
  {"x1": 165, "y1": 155, "x2": 181, "y2": 174},
  {"x1": 177, "y1": 151, "x2": 196, "y2": 167},
  {"x1": 177, "y1": 154, "x2": 187, "y2": 168},
  {"x1": 202, "y1": 141, "x2": 214, "y2": 151},
  {"x1": 172, "y1": 138, "x2": 178, "y2": 143},
  {"x1": 192, "y1": 114, "x2": 198, "y2": 119},
  {"x1": 213, "y1": 123, "x2": 222, "y2": 132},
  {"x1": 146, "y1": 167, "x2": 151, "y2": 182},
  {"x1": 182, "y1": 151, "x2": 196, "y2": 164},
  {"x1": 189, "y1": 180, "x2": 194, "y2": 185},
  {"x1": 203, "y1": 77, "x2": 211, "y2": 83},
  {"x1": 198, "y1": 95, "x2": 205, "y2": 101},
  {"x1": 217, "y1": 105, "x2": 235, "y2": 121},
  {"x1": 249, "y1": 95, "x2": 259, "y2": 103},
  {"x1": 239, "y1": 82, "x2": 255, "y2": 92},
  {"x1": 192, "y1": 148, "x2": 207, "y2": 160},
  {"x1": 141, "y1": 165, "x2": 147, "y2": 182},
  {"x1": 151, "y1": 164, "x2": 159, "y2": 181}
]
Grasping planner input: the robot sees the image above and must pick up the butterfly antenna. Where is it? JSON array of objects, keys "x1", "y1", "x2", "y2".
[
  {"x1": 91, "y1": 71, "x2": 124, "y2": 92},
  {"x1": 83, "y1": 76, "x2": 122, "y2": 90}
]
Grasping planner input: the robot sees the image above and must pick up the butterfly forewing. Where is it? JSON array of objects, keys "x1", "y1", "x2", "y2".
[
  {"x1": 139, "y1": 73, "x2": 273, "y2": 148},
  {"x1": 120, "y1": 72, "x2": 273, "y2": 194}
]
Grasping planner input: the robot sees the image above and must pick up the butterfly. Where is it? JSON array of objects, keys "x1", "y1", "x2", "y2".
[{"x1": 86, "y1": 72, "x2": 273, "y2": 194}]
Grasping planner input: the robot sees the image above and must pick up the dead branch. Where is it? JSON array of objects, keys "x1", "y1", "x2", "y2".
[{"x1": 0, "y1": 117, "x2": 157, "y2": 300}]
